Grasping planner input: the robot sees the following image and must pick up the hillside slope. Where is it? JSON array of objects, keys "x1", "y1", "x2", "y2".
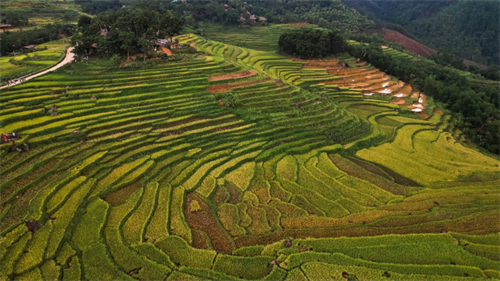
[{"x1": 343, "y1": 0, "x2": 499, "y2": 65}]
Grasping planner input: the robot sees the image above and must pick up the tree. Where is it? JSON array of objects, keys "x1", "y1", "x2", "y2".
[
  {"x1": 226, "y1": 10, "x2": 240, "y2": 25},
  {"x1": 119, "y1": 31, "x2": 135, "y2": 60}
]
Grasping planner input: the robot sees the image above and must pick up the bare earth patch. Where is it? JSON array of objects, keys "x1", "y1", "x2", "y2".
[
  {"x1": 434, "y1": 109, "x2": 444, "y2": 114},
  {"x1": 208, "y1": 69, "x2": 257, "y2": 81}
]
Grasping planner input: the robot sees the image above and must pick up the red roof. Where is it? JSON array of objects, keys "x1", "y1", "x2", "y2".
[{"x1": 224, "y1": 4, "x2": 229, "y2": 7}]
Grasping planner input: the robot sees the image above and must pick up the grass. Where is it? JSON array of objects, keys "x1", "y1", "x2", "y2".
[{"x1": 0, "y1": 28, "x2": 498, "y2": 281}]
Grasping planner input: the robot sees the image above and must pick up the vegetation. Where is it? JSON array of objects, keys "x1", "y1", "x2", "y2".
[
  {"x1": 71, "y1": 3, "x2": 182, "y2": 59},
  {"x1": 278, "y1": 27, "x2": 348, "y2": 59},
  {"x1": 0, "y1": 3, "x2": 499, "y2": 281},
  {"x1": 343, "y1": 0, "x2": 499, "y2": 65}
]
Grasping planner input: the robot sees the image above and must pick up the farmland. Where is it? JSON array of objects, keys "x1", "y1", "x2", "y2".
[
  {"x1": 0, "y1": 39, "x2": 67, "y2": 83},
  {"x1": 0, "y1": 29, "x2": 499, "y2": 281}
]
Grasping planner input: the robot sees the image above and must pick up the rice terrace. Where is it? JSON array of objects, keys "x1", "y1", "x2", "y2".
[{"x1": 0, "y1": 1, "x2": 499, "y2": 281}]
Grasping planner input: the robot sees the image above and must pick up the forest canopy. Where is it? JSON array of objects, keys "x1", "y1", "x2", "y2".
[
  {"x1": 71, "y1": 3, "x2": 182, "y2": 58},
  {"x1": 278, "y1": 27, "x2": 348, "y2": 59}
]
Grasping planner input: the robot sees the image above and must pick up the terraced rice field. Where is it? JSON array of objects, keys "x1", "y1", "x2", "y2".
[
  {"x1": 0, "y1": 40, "x2": 67, "y2": 83},
  {"x1": 0, "y1": 33, "x2": 499, "y2": 281}
]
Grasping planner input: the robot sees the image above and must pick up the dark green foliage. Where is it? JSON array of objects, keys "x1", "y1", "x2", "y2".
[
  {"x1": 344, "y1": 0, "x2": 499, "y2": 65},
  {"x1": 278, "y1": 27, "x2": 348, "y2": 59},
  {"x1": 158, "y1": 0, "x2": 373, "y2": 31},
  {"x1": 1, "y1": 10, "x2": 31, "y2": 26},
  {"x1": 429, "y1": 51, "x2": 467, "y2": 71},
  {"x1": 71, "y1": 3, "x2": 182, "y2": 58},
  {"x1": 0, "y1": 24, "x2": 75, "y2": 56},
  {"x1": 75, "y1": 0, "x2": 122, "y2": 15}
]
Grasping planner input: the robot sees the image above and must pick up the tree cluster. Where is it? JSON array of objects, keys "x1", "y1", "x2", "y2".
[
  {"x1": 278, "y1": 27, "x2": 348, "y2": 59},
  {"x1": 349, "y1": 43, "x2": 500, "y2": 153},
  {"x1": 75, "y1": 0, "x2": 122, "y2": 15},
  {"x1": 71, "y1": 3, "x2": 182, "y2": 60},
  {"x1": 0, "y1": 23, "x2": 75, "y2": 56},
  {"x1": 1, "y1": 10, "x2": 32, "y2": 27}
]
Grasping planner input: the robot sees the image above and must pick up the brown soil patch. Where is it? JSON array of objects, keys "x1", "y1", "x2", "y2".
[
  {"x1": 161, "y1": 45, "x2": 172, "y2": 56},
  {"x1": 185, "y1": 192, "x2": 234, "y2": 253},
  {"x1": 383, "y1": 29, "x2": 436, "y2": 58},
  {"x1": 0, "y1": 27, "x2": 20, "y2": 33},
  {"x1": 416, "y1": 112, "x2": 429, "y2": 119},
  {"x1": 190, "y1": 42, "x2": 195, "y2": 47},
  {"x1": 389, "y1": 97, "x2": 406, "y2": 105},
  {"x1": 226, "y1": 183, "x2": 241, "y2": 204},
  {"x1": 211, "y1": 185, "x2": 228, "y2": 205},
  {"x1": 208, "y1": 70, "x2": 257, "y2": 81},
  {"x1": 433, "y1": 109, "x2": 444, "y2": 114},
  {"x1": 104, "y1": 180, "x2": 142, "y2": 207},
  {"x1": 207, "y1": 77, "x2": 272, "y2": 93}
]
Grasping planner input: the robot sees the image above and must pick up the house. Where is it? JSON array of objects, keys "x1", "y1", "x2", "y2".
[
  {"x1": 258, "y1": 17, "x2": 267, "y2": 22},
  {"x1": 0, "y1": 24, "x2": 13, "y2": 29},
  {"x1": 224, "y1": 4, "x2": 229, "y2": 8},
  {"x1": 99, "y1": 29, "x2": 108, "y2": 36},
  {"x1": 24, "y1": 45, "x2": 35, "y2": 49}
]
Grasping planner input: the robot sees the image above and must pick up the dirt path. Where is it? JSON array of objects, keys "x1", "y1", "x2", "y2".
[
  {"x1": 1, "y1": 47, "x2": 74, "y2": 90},
  {"x1": 161, "y1": 45, "x2": 172, "y2": 56}
]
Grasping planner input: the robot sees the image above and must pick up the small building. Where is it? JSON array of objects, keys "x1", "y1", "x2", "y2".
[
  {"x1": 99, "y1": 29, "x2": 108, "y2": 36},
  {"x1": 0, "y1": 24, "x2": 13, "y2": 29},
  {"x1": 249, "y1": 15, "x2": 256, "y2": 23},
  {"x1": 258, "y1": 17, "x2": 267, "y2": 22},
  {"x1": 224, "y1": 4, "x2": 229, "y2": 8},
  {"x1": 24, "y1": 45, "x2": 36, "y2": 49}
]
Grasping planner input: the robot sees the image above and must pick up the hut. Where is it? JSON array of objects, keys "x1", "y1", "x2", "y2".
[{"x1": 0, "y1": 24, "x2": 13, "y2": 30}]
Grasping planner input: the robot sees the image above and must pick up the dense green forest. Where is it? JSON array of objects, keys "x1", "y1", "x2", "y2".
[
  {"x1": 72, "y1": 3, "x2": 182, "y2": 59},
  {"x1": 278, "y1": 27, "x2": 348, "y2": 58},
  {"x1": 343, "y1": 0, "x2": 499, "y2": 66},
  {"x1": 76, "y1": 0, "x2": 374, "y2": 32}
]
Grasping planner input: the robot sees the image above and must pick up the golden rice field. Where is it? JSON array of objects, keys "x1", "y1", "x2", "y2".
[{"x1": 0, "y1": 30, "x2": 498, "y2": 281}]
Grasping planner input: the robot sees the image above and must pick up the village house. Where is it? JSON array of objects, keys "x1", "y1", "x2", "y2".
[{"x1": 0, "y1": 24, "x2": 13, "y2": 30}]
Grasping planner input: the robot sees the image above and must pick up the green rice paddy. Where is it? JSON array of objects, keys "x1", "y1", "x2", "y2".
[
  {"x1": 0, "y1": 30, "x2": 498, "y2": 281},
  {"x1": 0, "y1": 39, "x2": 67, "y2": 82}
]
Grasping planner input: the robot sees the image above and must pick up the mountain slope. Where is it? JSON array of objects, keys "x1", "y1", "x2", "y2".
[{"x1": 343, "y1": 0, "x2": 499, "y2": 65}]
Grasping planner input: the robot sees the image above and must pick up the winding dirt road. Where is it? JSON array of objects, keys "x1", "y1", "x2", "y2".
[{"x1": 1, "y1": 47, "x2": 75, "y2": 90}]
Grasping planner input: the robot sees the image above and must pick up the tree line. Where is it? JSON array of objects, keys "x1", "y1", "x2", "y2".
[{"x1": 74, "y1": 0, "x2": 374, "y2": 32}]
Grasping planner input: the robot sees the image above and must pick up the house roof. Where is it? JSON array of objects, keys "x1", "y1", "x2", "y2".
[
  {"x1": 258, "y1": 17, "x2": 266, "y2": 21},
  {"x1": 100, "y1": 29, "x2": 108, "y2": 36},
  {"x1": 249, "y1": 15, "x2": 256, "y2": 20},
  {"x1": 24, "y1": 45, "x2": 35, "y2": 49}
]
